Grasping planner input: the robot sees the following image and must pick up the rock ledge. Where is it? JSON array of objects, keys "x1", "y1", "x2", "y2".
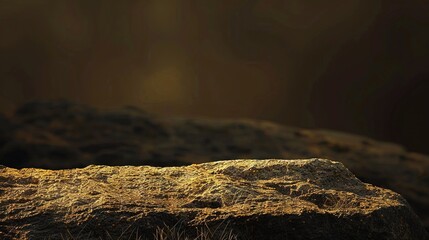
[{"x1": 0, "y1": 159, "x2": 427, "y2": 239}]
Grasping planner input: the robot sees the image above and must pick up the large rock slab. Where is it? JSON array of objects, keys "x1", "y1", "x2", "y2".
[
  {"x1": 1, "y1": 101, "x2": 429, "y2": 230},
  {"x1": 0, "y1": 159, "x2": 427, "y2": 240}
]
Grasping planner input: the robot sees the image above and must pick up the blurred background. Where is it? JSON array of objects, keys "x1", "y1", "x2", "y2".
[{"x1": 1, "y1": 0, "x2": 428, "y2": 154}]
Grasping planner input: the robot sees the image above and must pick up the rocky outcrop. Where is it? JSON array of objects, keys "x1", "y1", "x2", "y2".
[
  {"x1": 1, "y1": 101, "x2": 429, "y2": 231},
  {"x1": 0, "y1": 159, "x2": 427, "y2": 240}
]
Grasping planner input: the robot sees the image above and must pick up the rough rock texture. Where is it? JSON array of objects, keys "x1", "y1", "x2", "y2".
[
  {"x1": 0, "y1": 101, "x2": 429, "y2": 231},
  {"x1": 0, "y1": 159, "x2": 427, "y2": 240}
]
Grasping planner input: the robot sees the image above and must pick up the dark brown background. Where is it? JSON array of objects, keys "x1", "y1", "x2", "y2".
[{"x1": 1, "y1": 0, "x2": 428, "y2": 154}]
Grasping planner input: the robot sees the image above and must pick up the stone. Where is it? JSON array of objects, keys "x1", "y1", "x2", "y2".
[
  {"x1": 1, "y1": 101, "x2": 429, "y2": 230},
  {"x1": 0, "y1": 159, "x2": 427, "y2": 240}
]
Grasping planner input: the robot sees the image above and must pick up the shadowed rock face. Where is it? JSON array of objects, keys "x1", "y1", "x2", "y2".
[
  {"x1": 0, "y1": 159, "x2": 427, "y2": 240},
  {"x1": 1, "y1": 101, "x2": 429, "y2": 231}
]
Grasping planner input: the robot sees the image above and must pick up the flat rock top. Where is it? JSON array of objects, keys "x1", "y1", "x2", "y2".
[{"x1": 0, "y1": 159, "x2": 427, "y2": 240}]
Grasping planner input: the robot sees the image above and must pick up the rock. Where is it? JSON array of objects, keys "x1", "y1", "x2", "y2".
[
  {"x1": 1, "y1": 101, "x2": 429, "y2": 230},
  {"x1": 0, "y1": 159, "x2": 427, "y2": 240}
]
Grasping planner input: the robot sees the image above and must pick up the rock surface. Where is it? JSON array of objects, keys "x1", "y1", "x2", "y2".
[
  {"x1": 0, "y1": 159, "x2": 427, "y2": 240},
  {"x1": 1, "y1": 100, "x2": 429, "y2": 231}
]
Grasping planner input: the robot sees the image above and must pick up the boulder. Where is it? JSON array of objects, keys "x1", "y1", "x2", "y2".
[
  {"x1": 0, "y1": 159, "x2": 427, "y2": 240},
  {"x1": 1, "y1": 101, "x2": 429, "y2": 230}
]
